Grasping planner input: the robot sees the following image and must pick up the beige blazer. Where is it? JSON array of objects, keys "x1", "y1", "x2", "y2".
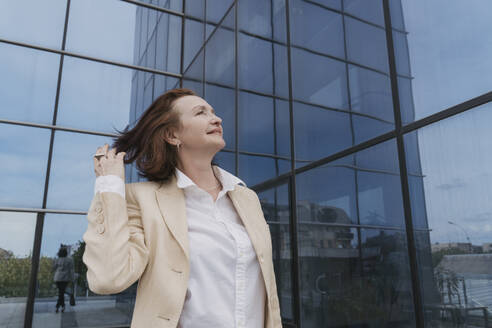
[{"x1": 82, "y1": 173, "x2": 282, "y2": 328}]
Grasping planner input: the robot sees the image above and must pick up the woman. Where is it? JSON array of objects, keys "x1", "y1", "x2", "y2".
[
  {"x1": 82, "y1": 88, "x2": 282, "y2": 327},
  {"x1": 53, "y1": 244, "x2": 74, "y2": 313}
]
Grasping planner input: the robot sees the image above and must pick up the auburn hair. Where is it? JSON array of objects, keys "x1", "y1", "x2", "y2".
[{"x1": 113, "y1": 88, "x2": 197, "y2": 183}]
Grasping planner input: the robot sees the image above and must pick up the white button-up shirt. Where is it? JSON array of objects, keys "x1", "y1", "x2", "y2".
[{"x1": 94, "y1": 165, "x2": 266, "y2": 328}]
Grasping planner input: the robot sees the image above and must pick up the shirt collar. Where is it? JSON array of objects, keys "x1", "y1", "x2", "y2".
[{"x1": 175, "y1": 165, "x2": 246, "y2": 193}]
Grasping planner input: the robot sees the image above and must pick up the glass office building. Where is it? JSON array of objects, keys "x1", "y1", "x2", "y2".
[{"x1": 1, "y1": 0, "x2": 491, "y2": 327}]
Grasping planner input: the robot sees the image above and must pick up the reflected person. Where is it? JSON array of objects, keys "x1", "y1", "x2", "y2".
[
  {"x1": 52, "y1": 244, "x2": 74, "y2": 313},
  {"x1": 82, "y1": 88, "x2": 282, "y2": 327}
]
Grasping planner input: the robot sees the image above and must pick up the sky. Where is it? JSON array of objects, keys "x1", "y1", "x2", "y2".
[{"x1": 0, "y1": 0, "x2": 491, "y2": 257}]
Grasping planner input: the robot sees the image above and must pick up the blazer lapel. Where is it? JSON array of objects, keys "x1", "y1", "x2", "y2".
[{"x1": 155, "y1": 174, "x2": 190, "y2": 261}]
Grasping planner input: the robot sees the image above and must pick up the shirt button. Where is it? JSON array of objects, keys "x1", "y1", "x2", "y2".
[
  {"x1": 95, "y1": 207, "x2": 102, "y2": 214},
  {"x1": 96, "y1": 224, "x2": 105, "y2": 234},
  {"x1": 95, "y1": 215, "x2": 104, "y2": 224}
]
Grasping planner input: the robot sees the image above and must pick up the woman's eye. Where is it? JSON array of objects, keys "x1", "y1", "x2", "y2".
[{"x1": 197, "y1": 111, "x2": 204, "y2": 115}]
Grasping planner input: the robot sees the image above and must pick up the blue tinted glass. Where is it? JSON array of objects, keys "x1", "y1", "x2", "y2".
[
  {"x1": 155, "y1": 14, "x2": 182, "y2": 73},
  {"x1": 392, "y1": 31, "x2": 410, "y2": 76},
  {"x1": 0, "y1": 0, "x2": 66, "y2": 48},
  {"x1": 205, "y1": 84, "x2": 236, "y2": 149},
  {"x1": 345, "y1": 16, "x2": 389, "y2": 73},
  {"x1": 205, "y1": 11, "x2": 234, "y2": 86},
  {"x1": 46, "y1": 131, "x2": 114, "y2": 211},
  {"x1": 343, "y1": 0, "x2": 384, "y2": 26},
  {"x1": 296, "y1": 163, "x2": 358, "y2": 224},
  {"x1": 213, "y1": 151, "x2": 235, "y2": 175},
  {"x1": 0, "y1": 124, "x2": 50, "y2": 208},
  {"x1": 185, "y1": 0, "x2": 205, "y2": 19},
  {"x1": 238, "y1": 92, "x2": 274, "y2": 154},
  {"x1": 294, "y1": 102, "x2": 352, "y2": 165},
  {"x1": 238, "y1": 33, "x2": 272, "y2": 93},
  {"x1": 394, "y1": 1, "x2": 492, "y2": 120},
  {"x1": 183, "y1": 49, "x2": 204, "y2": 87},
  {"x1": 308, "y1": 0, "x2": 341, "y2": 10},
  {"x1": 184, "y1": 19, "x2": 204, "y2": 71},
  {"x1": 238, "y1": 0, "x2": 271, "y2": 38},
  {"x1": 238, "y1": 154, "x2": 277, "y2": 186},
  {"x1": 157, "y1": 0, "x2": 183, "y2": 12},
  {"x1": 352, "y1": 115, "x2": 394, "y2": 145},
  {"x1": 154, "y1": 76, "x2": 180, "y2": 98},
  {"x1": 290, "y1": 0, "x2": 344, "y2": 58},
  {"x1": 182, "y1": 79, "x2": 204, "y2": 97},
  {"x1": 57, "y1": 57, "x2": 132, "y2": 133},
  {"x1": 273, "y1": 44, "x2": 289, "y2": 99},
  {"x1": 67, "y1": 0, "x2": 181, "y2": 73},
  {"x1": 291, "y1": 48, "x2": 348, "y2": 109},
  {"x1": 349, "y1": 64, "x2": 393, "y2": 122},
  {"x1": 0, "y1": 44, "x2": 59, "y2": 125},
  {"x1": 275, "y1": 99, "x2": 291, "y2": 158},
  {"x1": 206, "y1": 0, "x2": 234, "y2": 24},
  {"x1": 397, "y1": 76, "x2": 414, "y2": 124},
  {"x1": 388, "y1": 0, "x2": 405, "y2": 30},
  {"x1": 402, "y1": 131, "x2": 421, "y2": 176},
  {"x1": 358, "y1": 171, "x2": 404, "y2": 227},
  {"x1": 356, "y1": 138, "x2": 399, "y2": 173}
]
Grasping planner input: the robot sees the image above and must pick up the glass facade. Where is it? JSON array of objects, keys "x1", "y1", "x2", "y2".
[{"x1": 0, "y1": 0, "x2": 491, "y2": 327}]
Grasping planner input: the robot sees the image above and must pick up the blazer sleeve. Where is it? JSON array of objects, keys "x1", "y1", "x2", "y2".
[{"x1": 82, "y1": 183, "x2": 150, "y2": 295}]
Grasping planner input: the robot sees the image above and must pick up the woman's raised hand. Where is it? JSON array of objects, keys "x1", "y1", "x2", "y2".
[{"x1": 93, "y1": 144, "x2": 126, "y2": 180}]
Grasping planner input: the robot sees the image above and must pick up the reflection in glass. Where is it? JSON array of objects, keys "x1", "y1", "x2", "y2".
[
  {"x1": 238, "y1": 154, "x2": 277, "y2": 187},
  {"x1": 239, "y1": 92, "x2": 274, "y2": 154},
  {"x1": 293, "y1": 102, "x2": 351, "y2": 167},
  {"x1": 0, "y1": 211, "x2": 37, "y2": 328},
  {"x1": 0, "y1": 0, "x2": 66, "y2": 48},
  {"x1": 66, "y1": 0, "x2": 181, "y2": 73},
  {"x1": 258, "y1": 183, "x2": 293, "y2": 319},
  {"x1": 290, "y1": 0, "x2": 344, "y2": 58},
  {"x1": 345, "y1": 16, "x2": 389, "y2": 73},
  {"x1": 0, "y1": 43, "x2": 59, "y2": 125},
  {"x1": 291, "y1": 47, "x2": 348, "y2": 109},
  {"x1": 394, "y1": 1, "x2": 492, "y2": 120},
  {"x1": 343, "y1": 0, "x2": 384, "y2": 26},
  {"x1": 46, "y1": 131, "x2": 114, "y2": 211},
  {"x1": 32, "y1": 214, "x2": 134, "y2": 327},
  {"x1": 0, "y1": 124, "x2": 50, "y2": 208},
  {"x1": 205, "y1": 84, "x2": 236, "y2": 148},
  {"x1": 405, "y1": 103, "x2": 492, "y2": 327}
]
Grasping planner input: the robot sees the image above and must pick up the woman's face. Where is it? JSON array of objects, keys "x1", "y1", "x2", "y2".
[{"x1": 171, "y1": 95, "x2": 225, "y2": 153}]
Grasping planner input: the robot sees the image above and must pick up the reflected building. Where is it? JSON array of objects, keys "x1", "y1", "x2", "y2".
[{"x1": 1, "y1": 0, "x2": 492, "y2": 327}]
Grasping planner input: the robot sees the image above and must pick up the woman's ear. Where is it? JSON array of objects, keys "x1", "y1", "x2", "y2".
[{"x1": 164, "y1": 128, "x2": 179, "y2": 146}]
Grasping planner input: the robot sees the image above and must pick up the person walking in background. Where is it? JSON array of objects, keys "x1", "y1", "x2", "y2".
[{"x1": 52, "y1": 244, "x2": 75, "y2": 313}]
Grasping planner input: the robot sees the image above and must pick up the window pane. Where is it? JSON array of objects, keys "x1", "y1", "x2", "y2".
[
  {"x1": 258, "y1": 183, "x2": 293, "y2": 320},
  {"x1": 238, "y1": 0, "x2": 287, "y2": 43},
  {"x1": 0, "y1": 0, "x2": 66, "y2": 48},
  {"x1": 291, "y1": 48, "x2": 348, "y2": 109},
  {"x1": 66, "y1": 0, "x2": 181, "y2": 73},
  {"x1": 0, "y1": 124, "x2": 50, "y2": 208},
  {"x1": 206, "y1": 0, "x2": 234, "y2": 24},
  {"x1": 343, "y1": 0, "x2": 384, "y2": 26},
  {"x1": 184, "y1": 18, "x2": 204, "y2": 71},
  {"x1": 213, "y1": 151, "x2": 235, "y2": 175},
  {"x1": 238, "y1": 154, "x2": 277, "y2": 187},
  {"x1": 345, "y1": 16, "x2": 389, "y2": 73},
  {"x1": 239, "y1": 92, "x2": 274, "y2": 154},
  {"x1": 46, "y1": 131, "x2": 114, "y2": 211},
  {"x1": 0, "y1": 211, "x2": 37, "y2": 327},
  {"x1": 290, "y1": 0, "x2": 344, "y2": 58},
  {"x1": 205, "y1": 10, "x2": 235, "y2": 87},
  {"x1": 0, "y1": 43, "x2": 59, "y2": 125},
  {"x1": 296, "y1": 160, "x2": 358, "y2": 225},
  {"x1": 404, "y1": 103, "x2": 492, "y2": 325},
  {"x1": 293, "y1": 102, "x2": 352, "y2": 167},
  {"x1": 394, "y1": 1, "x2": 492, "y2": 121}
]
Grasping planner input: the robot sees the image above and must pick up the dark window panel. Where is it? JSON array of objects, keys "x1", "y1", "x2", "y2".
[
  {"x1": 352, "y1": 115, "x2": 394, "y2": 145},
  {"x1": 239, "y1": 92, "x2": 275, "y2": 154},
  {"x1": 0, "y1": 0, "x2": 66, "y2": 49},
  {"x1": 355, "y1": 138, "x2": 399, "y2": 173},
  {"x1": 0, "y1": 43, "x2": 59, "y2": 125},
  {"x1": 293, "y1": 102, "x2": 352, "y2": 167},
  {"x1": 275, "y1": 99, "x2": 291, "y2": 158},
  {"x1": 296, "y1": 162, "x2": 358, "y2": 225},
  {"x1": 258, "y1": 183, "x2": 293, "y2": 320},
  {"x1": 290, "y1": 0, "x2": 344, "y2": 58},
  {"x1": 343, "y1": 0, "x2": 384, "y2": 26},
  {"x1": 348, "y1": 64, "x2": 394, "y2": 123},
  {"x1": 184, "y1": 18, "x2": 204, "y2": 71},
  {"x1": 345, "y1": 16, "x2": 389, "y2": 73},
  {"x1": 0, "y1": 124, "x2": 50, "y2": 208},
  {"x1": 213, "y1": 150, "x2": 236, "y2": 176},
  {"x1": 238, "y1": 154, "x2": 277, "y2": 187},
  {"x1": 291, "y1": 48, "x2": 349, "y2": 110},
  {"x1": 205, "y1": 11, "x2": 235, "y2": 87}
]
